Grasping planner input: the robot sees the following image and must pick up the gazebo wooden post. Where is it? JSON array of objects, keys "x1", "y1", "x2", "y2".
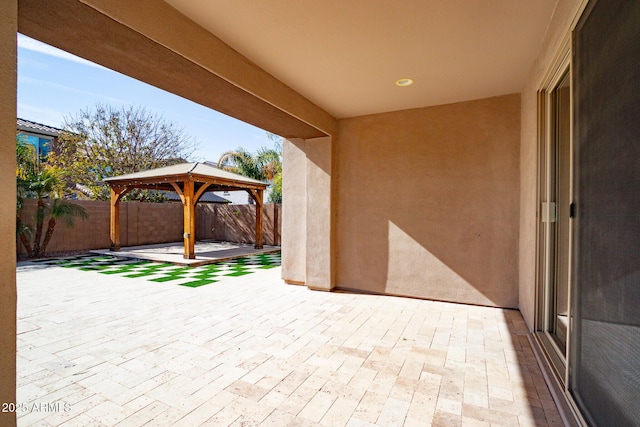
[
  {"x1": 183, "y1": 180, "x2": 196, "y2": 259},
  {"x1": 109, "y1": 185, "x2": 128, "y2": 251},
  {"x1": 253, "y1": 189, "x2": 264, "y2": 249}
]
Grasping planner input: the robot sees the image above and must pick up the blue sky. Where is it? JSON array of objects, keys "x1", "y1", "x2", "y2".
[{"x1": 17, "y1": 34, "x2": 275, "y2": 162}]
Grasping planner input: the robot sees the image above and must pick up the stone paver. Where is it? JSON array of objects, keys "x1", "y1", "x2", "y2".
[{"x1": 16, "y1": 261, "x2": 562, "y2": 426}]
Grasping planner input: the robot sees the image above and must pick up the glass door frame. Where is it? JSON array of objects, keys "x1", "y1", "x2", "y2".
[
  {"x1": 534, "y1": 39, "x2": 573, "y2": 386},
  {"x1": 532, "y1": 4, "x2": 592, "y2": 426}
]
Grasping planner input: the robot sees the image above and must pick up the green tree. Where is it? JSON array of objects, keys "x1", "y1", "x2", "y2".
[
  {"x1": 266, "y1": 132, "x2": 283, "y2": 203},
  {"x1": 40, "y1": 199, "x2": 89, "y2": 255},
  {"x1": 50, "y1": 103, "x2": 198, "y2": 201},
  {"x1": 217, "y1": 143, "x2": 282, "y2": 204},
  {"x1": 269, "y1": 172, "x2": 282, "y2": 204},
  {"x1": 16, "y1": 139, "x2": 88, "y2": 258}
]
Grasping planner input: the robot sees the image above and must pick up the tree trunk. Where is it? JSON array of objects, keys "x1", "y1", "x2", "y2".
[
  {"x1": 40, "y1": 218, "x2": 57, "y2": 256},
  {"x1": 16, "y1": 218, "x2": 34, "y2": 259},
  {"x1": 33, "y1": 198, "x2": 45, "y2": 256}
]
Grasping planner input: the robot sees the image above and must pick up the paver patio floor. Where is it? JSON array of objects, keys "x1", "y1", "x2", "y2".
[
  {"x1": 90, "y1": 241, "x2": 281, "y2": 267},
  {"x1": 16, "y1": 261, "x2": 562, "y2": 426}
]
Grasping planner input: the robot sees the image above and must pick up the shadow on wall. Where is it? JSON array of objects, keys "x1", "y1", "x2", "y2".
[{"x1": 336, "y1": 94, "x2": 520, "y2": 308}]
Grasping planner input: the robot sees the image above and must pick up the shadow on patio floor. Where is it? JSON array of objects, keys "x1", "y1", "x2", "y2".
[{"x1": 16, "y1": 262, "x2": 562, "y2": 426}]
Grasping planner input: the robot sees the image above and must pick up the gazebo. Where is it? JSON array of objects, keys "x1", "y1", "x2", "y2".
[{"x1": 103, "y1": 162, "x2": 268, "y2": 259}]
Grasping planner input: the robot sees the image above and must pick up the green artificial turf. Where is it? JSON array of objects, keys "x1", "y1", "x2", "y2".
[{"x1": 42, "y1": 251, "x2": 281, "y2": 289}]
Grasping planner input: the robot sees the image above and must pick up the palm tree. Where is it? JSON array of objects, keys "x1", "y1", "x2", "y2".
[
  {"x1": 16, "y1": 139, "x2": 38, "y2": 258},
  {"x1": 255, "y1": 147, "x2": 282, "y2": 182},
  {"x1": 218, "y1": 146, "x2": 282, "y2": 203},
  {"x1": 16, "y1": 138, "x2": 88, "y2": 258},
  {"x1": 40, "y1": 198, "x2": 89, "y2": 255},
  {"x1": 23, "y1": 169, "x2": 63, "y2": 256}
]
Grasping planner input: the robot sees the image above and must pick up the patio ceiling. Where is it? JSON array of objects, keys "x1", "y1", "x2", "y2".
[
  {"x1": 17, "y1": 0, "x2": 558, "y2": 138},
  {"x1": 164, "y1": 0, "x2": 558, "y2": 118}
]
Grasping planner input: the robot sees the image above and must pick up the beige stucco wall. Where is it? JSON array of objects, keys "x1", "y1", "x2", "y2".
[
  {"x1": 1, "y1": 0, "x2": 17, "y2": 424},
  {"x1": 305, "y1": 137, "x2": 334, "y2": 291},
  {"x1": 281, "y1": 136, "x2": 335, "y2": 289},
  {"x1": 336, "y1": 94, "x2": 521, "y2": 308},
  {"x1": 518, "y1": 0, "x2": 586, "y2": 330},
  {"x1": 281, "y1": 138, "x2": 308, "y2": 284}
]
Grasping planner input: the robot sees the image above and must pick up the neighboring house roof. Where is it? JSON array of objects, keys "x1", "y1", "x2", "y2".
[
  {"x1": 161, "y1": 191, "x2": 230, "y2": 204},
  {"x1": 17, "y1": 118, "x2": 63, "y2": 138},
  {"x1": 77, "y1": 183, "x2": 231, "y2": 204},
  {"x1": 213, "y1": 190, "x2": 253, "y2": 205},
  {"x1": 104, "y1": 162, "x2": 268, "y2": 188},
  {"x1": 202, "y1": 160, "x2": 274, "y2": 204}
]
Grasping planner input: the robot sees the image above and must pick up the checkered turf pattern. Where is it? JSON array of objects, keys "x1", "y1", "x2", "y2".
[{"x1": 41, "y1": 253, "x2": 281, "y2": 288}]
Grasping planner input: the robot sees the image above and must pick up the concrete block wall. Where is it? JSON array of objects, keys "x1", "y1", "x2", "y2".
[
  {"x1": 17, "y1": 200, "x2": 281, "y2": 257},
  {"x1": 123, "y1": 201, "x2": 183, "y2": 247},
  {"x1": 17, "y1": 199, "x2": 112, "y2": 254},
  {"x1": 196, "y1": 203, "x2": 280, "y2": 246}
]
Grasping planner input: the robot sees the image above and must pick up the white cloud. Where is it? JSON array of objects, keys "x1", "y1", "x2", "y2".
[
  {"x1": 17, "y1": 34, "x2": 105, "y2": 69},
  {"x1": 18, "y1": 75, "x2": 124, "y2": 104},
  {"x1": 17, "y1": 103, "x2": 64, "y2": 127}
]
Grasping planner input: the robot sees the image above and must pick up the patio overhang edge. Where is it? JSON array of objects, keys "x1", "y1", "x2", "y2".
[{"x1": 17, "y1": 0, "x2": 337, "y2": 139}]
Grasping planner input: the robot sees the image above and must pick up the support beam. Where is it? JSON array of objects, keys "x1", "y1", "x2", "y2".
[
  {"x1": 109, "y1": 185, "x2": 129, "y2": 251},
  {"x1": 18, "y1": 0, "x2": 336, "y2": 139},
  {"x1": 194, "y1": 182, "x2": 211, "y2": 203},
  {"x1": 183, "y1": 180, "x2": 196, "y2": 259},
  {"x1": 169, "y1": 182, "x2": 185, "y2": 203}
]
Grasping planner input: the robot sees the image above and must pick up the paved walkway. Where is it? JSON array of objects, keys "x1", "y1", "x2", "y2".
[{"x1": 16, "y1": 261, "x2": 562, "y2": 426}]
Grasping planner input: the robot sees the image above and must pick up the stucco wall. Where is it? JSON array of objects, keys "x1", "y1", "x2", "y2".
[
  {"x1": 336, "y1": 94, "x2": 521, "y2": 308},
  {"x1": 281, "y1": 138, "x2": 308, "y2": 284},
  {"x1": 305, "y1": 136, "x2": 334, "y2": 291},
  {"x1": 518, "y1": 0, "x2": 585, "y2": 330},
  {"x1": 1, "y1": 0, "x2": 17, "y2": 424}
]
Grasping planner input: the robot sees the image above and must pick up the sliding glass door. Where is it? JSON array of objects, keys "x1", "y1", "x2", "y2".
[
  {"x1": 537, "y1": 1, "x2": 640, "y2": 425},
  {"x1": 570, "y1": 0, "x2": 640, "y2": 425}
]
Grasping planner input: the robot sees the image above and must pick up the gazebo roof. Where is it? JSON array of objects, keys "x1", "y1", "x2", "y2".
[{"x1": 103, "y1": 162, "x2": 268, "y2": 192}]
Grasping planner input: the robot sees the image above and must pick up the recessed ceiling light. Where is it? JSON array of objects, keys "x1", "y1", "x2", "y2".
[{"x1": 395, "y1": 78, "x2": 414, "y2": 87}]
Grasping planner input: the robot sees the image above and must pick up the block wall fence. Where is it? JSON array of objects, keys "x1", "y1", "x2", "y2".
[{"x1": 16, "y1": 200, "x2": 281, "y2": 257}]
